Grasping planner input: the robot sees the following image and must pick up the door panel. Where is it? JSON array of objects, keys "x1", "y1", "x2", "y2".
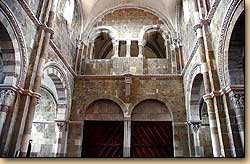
[
  {"x1": 131, "y1": 121, "x2": 173, "y2": 158},
  {"x1": 82, "y1": 121, "x2": 124, "y2": 158}
]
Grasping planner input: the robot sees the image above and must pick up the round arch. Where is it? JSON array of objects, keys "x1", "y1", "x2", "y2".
[
  {"x1": 131, "y1": 99, "x2": 172, "y2": 121},
  {"x1": 217, "y1": 0, "x2": 244, "y2": 87},
  {"x1": 189, "y1": 73, "x2": 205, "y2": 121},
  {"x1": 128, "y1": 97, "x2": 173, "y2": 119},
  {"x1": 88, "y1": 26, "x2": 119, "y2": 43},
  {"x1": 0, "y1": 1, "x2": 27, "y2": 86},
  {"x1": 84, "y1": 98, "x2": 125, "y2": 121},
  {"x1": 43, "y1": 62, "x2": 71, "y2": 120},
  {"x1": 138, "y1": 25, "x2": 169, "y2": 58},
  {"x1": 138, "y1": 25, "x2": 169, "y2": 43},
  {"x1": 83, "y1": 96, "x2": 127, "y2": 117},
  {"x1": 185, "y1": 63, "x2": 202, "y2": 121},
  {"x1": 84, "y1": 5, "x2": 176, "y2": 40}
]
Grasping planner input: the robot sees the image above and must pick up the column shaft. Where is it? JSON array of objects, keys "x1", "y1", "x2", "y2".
[
  {"x1": 197, "y1": 0, "x2": 236, "y2": 157},
  {"x1": 174, "y1": 43, "x2": 181, "y2": 74},
  {"x1": 191, "y1": 123, "x2": 201, "y2": 157},
  {"x1": 165, "y1": 38, "x2": 172, "y2": 73},
  {"x1": 19, "y1": 0, "x2": 58, "y2": 157},
  {"x1": 192, "y1": 0, "x2": 221, "y2": 157},
  {"x1": 126, "y1": 40, "x2": 131, "y2": 57},
  {"x1": 74, "y1": 40, "x2": 84, "y2": 73},
  {"x1": 89, "y1": 42, "x2": 94, "y2": 60},
  {"x1": 123, "y1": 119, "x2": 131, "y2": 157},
  {"x1": 0, "y1": 106, "x2": 8, "y2": 136}
]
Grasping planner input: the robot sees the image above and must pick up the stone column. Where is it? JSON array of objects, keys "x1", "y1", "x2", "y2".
[
  {"x1": 169, "y1": 36, "x2": 177, "y2": 74},
  {"x1": 19, "y1": 0, "x2": 59, "y2": 157},
  {"x1": 112, "y1": 40, "x2": 119, "y2": 58},
  {"x1": 197, "y1": 0, "x2": 236, "y2": 157},
  {"x1": 0, "y1": 90, "x2": 15, "y2": 136},
  {"x1": 78, "y1": 42, "x2": 85, "y2": 74},
  {"x1": 80, "y1": 42, "x2": 88, "y2": 74},
  {"x1": 178, "y1": 41, "x2": 184, "y2": 71},
  {"x1": 89, "y1": 42, "x2": 94, "y2": 60},
  {"x1": 165, "y1": 36, "x2": 172, "y2": 73},
  {"x1": 123, "y1": 117, "x2": 131, "y2": 157},
  {"x1": 188, "y1": 121, "x2": 202, "y2": 157},
  {"x1": 126, "y1": 39, "x2": 131, "y2": 58},
  {"x1": 229, "y1": 92, "x2": 244, "y2": 150},
  {"x1": 220, "y1": 87, "x2": 243, "y2": 157},
  {"x1": 74, "y1": 39, "x2": 84, "y2": 73},
  {"x1": 191, "y1": 0, "x2": 221, "y2": 157},
  {"x1": 173, "y1": 39, "x2": 181, "y2": 74},
  {"x1": 138, "y1": 40, "x2": 145, "y2": 58},
  {"x1": 55, "y1": 120, "x2": 67, "y2": 157}
]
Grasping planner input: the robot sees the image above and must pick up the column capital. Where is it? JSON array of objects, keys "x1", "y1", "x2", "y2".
[
  {"x1": 210, "y1": 91, "x2": 222, "y2": 97},
  {"x1": 112, "y1": 39, "x2": 119, "y2": 46},
  {"x1": 138, "y1": 40, "x2": 146, "y2": 46},
  {"x1": 200, "y1": 19, "x2": 211, "y2": 26},
  {"x1": 55, "y1": 120, "x2": 67, "y2": 132},
  {"x1": 203, "y1": 93, "x2": 212, "y2": 102},
  {"x1": 193, "y1": 23, "x2": 202, "y2": 32},
  {"x1": 0, "y1": 89, "x2": 16, "y2": 107},
  {"x1": 76, "y1": 39, "x2": 84, "y2": 48},
  {"x1": 230, "y1": 93, "x2": 244, "y2": 108},
  {"x1": 187, "y1": 120, "x2": 202, "y2": 134}
]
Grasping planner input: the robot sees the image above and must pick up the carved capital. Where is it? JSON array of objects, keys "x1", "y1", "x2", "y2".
[
  {"x1": 76, "y1": 39, "x2": 84, "y2": 48},
  {"x1": 56, "y1": 121, "x2": 67, "y2": 132},
  {"x1": 0, "y1": 89, "x2": 16, "y2": 107},
  {"x1": 193, "y1": 23, "x2": 202, "y2": 32},
  {"x1": 230, "y1": 93, "x2": 244, "y2": 108},
  {"x1": 200, "y1": 19, "x2": 211, "y2": 26},
  {"x1": 187, "y1": 121, "x2": 202, "y2": 134},
  {"x1": 138, "y1": 40, "x2": 146, "y2": 46},
  {"x1": 203, "y1": 94, "x2": 212, "y2": 102}
]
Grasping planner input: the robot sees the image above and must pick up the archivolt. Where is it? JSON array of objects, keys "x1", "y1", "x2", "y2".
[{"x1": 0, "y1": 1, "x2": 27, "y2": 86}]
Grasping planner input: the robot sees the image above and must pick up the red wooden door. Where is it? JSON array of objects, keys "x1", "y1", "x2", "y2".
[
  {"x1": 131, "y1": 121, "x2": 174, "y2": 158},
  {"x1": 82, "y1": 121, "x2": 124, "y2": 158}
]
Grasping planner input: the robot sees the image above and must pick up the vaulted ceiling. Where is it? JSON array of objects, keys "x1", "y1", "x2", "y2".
[{"x1": 80, "y1": 0, "x2": 178, "y2": 31}]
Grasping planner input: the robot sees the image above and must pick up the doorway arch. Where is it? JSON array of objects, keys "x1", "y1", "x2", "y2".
[{"x1": 131, "y1": 99, "x2": 173, "y2": 157}]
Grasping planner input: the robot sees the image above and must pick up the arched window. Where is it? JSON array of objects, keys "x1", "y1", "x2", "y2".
[
  {"x1": 93, "y1": 32, "x2": 113, "y2": 59},
  {"x1": 143, "y1": 31, "x2": 166, "y2": 59}
]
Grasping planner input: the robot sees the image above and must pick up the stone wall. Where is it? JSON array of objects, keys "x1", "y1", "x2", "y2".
[
  {"x1": 85, "y1": 58, "x2": 172, "y2": 75},
  {"x1": 67, "y1": 75, "x2": 189, "y2": 157},
  {"x1": 53, "y1": 0, "x2": 82, "y2": 67},
  {"x1": 94, "y1": 8, "x2": 161, "y2": 40},
  {"x1": 180, "y1": 0, "x2": 197, "y2": 64}
]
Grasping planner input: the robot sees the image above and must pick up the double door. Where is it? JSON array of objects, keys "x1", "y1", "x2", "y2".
[{"x1": 82, "y1": 121, "x2": 173, "y2": 158}]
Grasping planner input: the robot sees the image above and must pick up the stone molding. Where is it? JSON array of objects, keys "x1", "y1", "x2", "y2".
[
  {"x1": 78, "y1": 74, "x2": 183, "y2": 80},
  {"x1": 0, "y1": 1, "x2": 28, "y2": 87},
  {"x1": 217, "y1": 0, "x2": 243, "y2": 86}
]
